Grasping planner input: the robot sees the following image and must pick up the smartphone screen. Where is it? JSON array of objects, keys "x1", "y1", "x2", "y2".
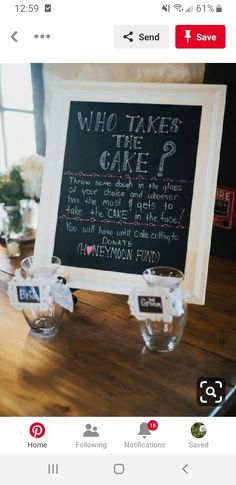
[{"x1": 0, "y1": 1, "x2": 235, "y2": 483}]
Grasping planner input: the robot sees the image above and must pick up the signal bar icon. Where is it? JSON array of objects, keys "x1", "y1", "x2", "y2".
[{"x1": 185, "y1": 5, "x2": 193, "y2": 12}]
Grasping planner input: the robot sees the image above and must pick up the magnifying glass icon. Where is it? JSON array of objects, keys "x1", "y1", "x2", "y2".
[{"x1": 205, "y1": 386, "x2": 217, "y2": 398}]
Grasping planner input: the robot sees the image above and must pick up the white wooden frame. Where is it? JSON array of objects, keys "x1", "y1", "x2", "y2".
[{"x1": 34, "y1": 82, "x2": 226, "y2": 304}]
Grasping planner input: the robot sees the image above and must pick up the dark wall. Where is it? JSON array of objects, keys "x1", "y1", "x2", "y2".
[
  {"x1": 204, "y1": 64, "x2": 236, "y2": 259},
  {"x1": 31, "y1": 63, "x2": 46, "y2": 156}
]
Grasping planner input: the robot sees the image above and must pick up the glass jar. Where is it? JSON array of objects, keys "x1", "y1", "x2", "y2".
[
  {"x1": 3, "y1": 205, "x2": 23, "y2": 239},
  {"x1": 21, "y1": 256, "x2": 64, "y2": 337},
  {"x1": 20, "y1": 199, "x2": 39, "y2": 230},
  {"x1": 139, "y1": 266, "x2": 187, "y2": 352}
]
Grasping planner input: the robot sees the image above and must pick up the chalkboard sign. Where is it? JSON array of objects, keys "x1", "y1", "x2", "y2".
[
  {"x1": 35, "y1": 82, "x2": 226, "y2": 303},
  {"x1": 54, "y1": 100, "x2": 201, "y2": 275}
]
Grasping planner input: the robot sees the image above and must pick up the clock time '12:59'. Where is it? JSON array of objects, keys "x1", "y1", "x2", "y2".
[{"x1": 15, "y1": 4, "x2": 40, "y2": 12}]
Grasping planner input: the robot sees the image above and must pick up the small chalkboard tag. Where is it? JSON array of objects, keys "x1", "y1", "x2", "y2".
[
  {"x1": 128, "y1": 287, "x2": 184, "y2": 322},
  {"x1": 138, "y1": 296, "x2": 163, "y2": 314},
  {"x1": 7, "y1": 269, "x2": 74, "y2": 313},
  {"x1": 8, "y1": 270, "x2": 53, "y2": 312},
  {"x1": 17, "y1": 285, "x2": 40, "y2": 304}
]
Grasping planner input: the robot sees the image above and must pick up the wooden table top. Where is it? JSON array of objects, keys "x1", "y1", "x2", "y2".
[{"x1": 0, "y1": 242, "x2": 236, "y2": 417}]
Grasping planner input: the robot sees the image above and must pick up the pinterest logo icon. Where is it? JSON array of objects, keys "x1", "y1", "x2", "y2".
[{"x1": 29, "y1": 422, "x2": 46, "y2": 439}]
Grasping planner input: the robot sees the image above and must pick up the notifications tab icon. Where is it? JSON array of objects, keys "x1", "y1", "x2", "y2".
[{"x1": 176, "y1": 25, "x2": 226, "y2": 48}]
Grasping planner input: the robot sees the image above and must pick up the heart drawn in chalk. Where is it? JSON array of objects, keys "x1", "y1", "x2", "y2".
[{"x1": 86, "y1": 245, "x2": 94, "y2": 256}]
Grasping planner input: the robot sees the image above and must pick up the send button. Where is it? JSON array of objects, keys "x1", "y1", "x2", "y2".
[{"x1": 114, "y1": 26, "x2": 169, "y2": 48}]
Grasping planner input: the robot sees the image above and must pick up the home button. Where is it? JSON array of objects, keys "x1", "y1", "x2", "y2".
[{"x1": 114, "y1": 463, "x2": 125, "y2": 475}]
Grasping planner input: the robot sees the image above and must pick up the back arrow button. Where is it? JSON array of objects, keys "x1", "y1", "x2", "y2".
[
  {"x1": 182, "y1": 464, "x2": 189, "y2": 474},
  {"x1": 11, "y1": 31, "x2": 18, "y2": 42}
]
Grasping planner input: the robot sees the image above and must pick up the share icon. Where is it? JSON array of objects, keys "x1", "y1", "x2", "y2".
[{"x1": 123, "y1": 31, "x2": 133, "y2": 42}]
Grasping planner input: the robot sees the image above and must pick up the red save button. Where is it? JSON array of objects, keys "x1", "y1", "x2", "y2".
[{"x1": 176, "y1": 25, "x2": 226, "y2": 48}]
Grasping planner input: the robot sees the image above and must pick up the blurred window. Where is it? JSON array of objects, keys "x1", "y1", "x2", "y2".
[{"x1": 0, "y1": 64, "x2": 44, "y2": 171}]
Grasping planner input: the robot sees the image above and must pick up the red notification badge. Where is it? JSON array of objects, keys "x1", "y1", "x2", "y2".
[{"x1": 147, "y1": 420, "x2": 158, "y2": 431}]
